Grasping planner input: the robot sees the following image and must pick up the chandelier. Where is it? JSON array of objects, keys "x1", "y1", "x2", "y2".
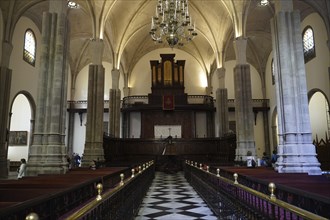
[
  {"x1": 67, "y1": 0, "x2": 79, "y2": 9},
  {"x1": 259, "y1": 0, "x2": 269, "y2": 6},
  {"x1": 150, "y1": 0, "x2": 197, "y2": 47}
]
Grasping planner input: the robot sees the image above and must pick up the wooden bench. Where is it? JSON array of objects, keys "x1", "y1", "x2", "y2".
[{"x1": 0, "y1": 167, "x2": 130, "y2": 220}]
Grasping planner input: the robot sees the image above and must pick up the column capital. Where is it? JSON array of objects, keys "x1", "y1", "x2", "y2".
[
  {"x1": 1, "y1": 41, "x2": 13, "y2": 67},
  {"x1": 111, "y1": 68, "x2": 120, "y2": 90},
  {"x1": 123, "y1": 86, "x2": 131, "y2": 97},
  {"x1": 215, "y1": 67, "x2": 226, "y2": 88},
  {"x1": 274, "y1": 0, "x2": 293, "y2": 13},
  {"x1": 89, "y1": 39, "x2": 104, "y2": 65},
  {"x1": 215, "y1": 67, "x2": 226, "y2": 79},
  {"x1": 49, "y1": 0, "x2": 68, "y2": 14},
  {"x1": 205, "y1": 86, "x2": 213, "y2": 95},
  {"x1": 233, "y1": 37, "x2": 247, "y2": 65}
]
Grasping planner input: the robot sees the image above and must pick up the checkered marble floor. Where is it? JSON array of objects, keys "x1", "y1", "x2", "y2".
[{"x1": 135, "y1": 172, "x2": 217, "y2": 220}]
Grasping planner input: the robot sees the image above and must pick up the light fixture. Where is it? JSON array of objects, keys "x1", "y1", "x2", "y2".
[
  {"x1": 67, "y1": 0, "x2": 79, "y2": 9},
  {"x1": 259, "y1": 0, "x2": 269, "y2": 6},
  {"x1": 150, "y1": 0, "x2": 197, "y2": 47}
]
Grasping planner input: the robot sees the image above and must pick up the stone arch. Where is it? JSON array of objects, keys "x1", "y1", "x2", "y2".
[
  {"x1": 307, "y1": 89, "x2": 329, "y2": 140},
  {"x1": 308, "y1": 88, "x2": 329, "y2": 106},
  {"x1": 8, "y1": 91, "x2": 36, "y2": 161}
]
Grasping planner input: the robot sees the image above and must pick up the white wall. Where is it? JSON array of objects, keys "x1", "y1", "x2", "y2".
[
  {"x1": 9, "y1": 16, "x2": 40, "y2": 103},
  {"x1": 302, "y1": 13, "x2": 330, "y2": 141},
  {"x1": 7, "y1": 16, "x2": 40, "y2": 161},
  {"x1": 302, "y1": 13, "x2": 330, "y2": 100},
  {"x1": 309, "y1": 92, "x2": 329, "y2": 139},
  {"x1": 8, "y1": 94, "x2": 31, "y2": 161},
  {"x1": 72, "y1": 113, "x2": 86, "y2": 156},
  {"x1": 130, "y1": 112, "x2": 141, "y2": 138}
]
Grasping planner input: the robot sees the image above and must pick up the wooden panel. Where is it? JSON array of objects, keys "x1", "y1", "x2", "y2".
[
  {"x1": 103, "y1": 136, "x2": 236, "y2": 162},
  {"x1": 141, "y1": 110, "x2": 194, "y2": 138}
]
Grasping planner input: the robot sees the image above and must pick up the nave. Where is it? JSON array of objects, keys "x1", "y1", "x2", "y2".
[
  {"x1": 1, "y1": 163, "x2": 330, "y2": 220},
  {"x1": 135, "y1": 172, "x2": 218, "y2": 220}
]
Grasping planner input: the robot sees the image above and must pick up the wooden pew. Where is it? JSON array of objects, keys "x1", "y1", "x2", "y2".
[{"x1": 0, "y1": 167, "x2": 130, "y2": 220}]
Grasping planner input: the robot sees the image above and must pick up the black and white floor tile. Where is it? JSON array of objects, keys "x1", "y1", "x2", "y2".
[{"x1": 135, "y1": 172, "x2": 218, "y2": 220}]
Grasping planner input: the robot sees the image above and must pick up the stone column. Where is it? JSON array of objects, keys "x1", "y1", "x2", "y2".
[
  {"x1": 121, "y1": 110, "x2": 129, "y2": 138},
  {"x1": 233, "y1": 37, "x2": 256, "y2": 161},
  {"x1": 67, "y1": 111, "x2": 75, "y2": 156},
  {"x1": 108, "y1": 69, "x2": 121, "y2": 138},
  {"x1": 123, "y1": 86, "x2": 130, "y2": 97},
  {"x1": 215, "y1": 68, "x2": 229, "y2": 138},
  {"x1": 271, "y1": 0, "x2": 321, "y2": 174},
  {"x1": 82, "y1": 65, "x2": 105, "y2": 166},
  {"x1": 28, "y1": 1, "x2": 69, "y2": 175},
  {"x1": 205, "y1": 86, "x2": 213, "y2": 96},
  {"x1": 123, "y1": 73, "x2": 130, "y2": 97},
  {"x1": 82, "y1": 39, "x2": 105, "y2": 166},
  {"x1": 0, "y1": 42, "x2": 13, "y2": 177},
  {"x1": 271, "y1": 125, "x2": 278, "y2": 150},
  {"x1": 262, "y1": 108, "x2": 271, "y2": 155}
]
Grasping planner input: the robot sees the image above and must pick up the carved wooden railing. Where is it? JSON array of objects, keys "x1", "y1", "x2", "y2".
[
  {"x1": 121, "y1": 95, "x2": 214, "y2": 104},
  {"x1": 61, "y1": 161, "x2": 155, "y2": 220},
  {"x1": 103, "y1": 135, "x2": 237, "y2": 167},
  {"x1": 0, "y1": 168, "x2": 132, "y2": 220},
  {"x1": 67, "y1": 98, "x2": 270, "y2": 111},
  {"x1": 313, "y1": 134, "x2": 330, "y2": 171},
  {"x1": 184, "y1": 161, "x2": 329, "y2": 220}
]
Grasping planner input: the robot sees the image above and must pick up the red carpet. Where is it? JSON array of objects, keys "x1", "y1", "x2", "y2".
[
  {"x1": 219, "y1": 166, "x2": 330, "y2": 199},
  {"x1": 218, "y1": 166, "x2": 330, "y2": 218}
]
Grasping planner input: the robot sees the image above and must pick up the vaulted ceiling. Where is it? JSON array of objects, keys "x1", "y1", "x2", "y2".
[{"x1": 1, "y1": 0, "x2": 329, "y2": 85}]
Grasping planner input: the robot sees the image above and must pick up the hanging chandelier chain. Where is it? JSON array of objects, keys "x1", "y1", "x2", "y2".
[{"x1": 150, "y1": 0, "x2": 197, "y2": 47}]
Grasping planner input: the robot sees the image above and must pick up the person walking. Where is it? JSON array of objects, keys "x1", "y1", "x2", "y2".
[{"x1": 17, "y1": 158, "x2": 27, "y2": 179}]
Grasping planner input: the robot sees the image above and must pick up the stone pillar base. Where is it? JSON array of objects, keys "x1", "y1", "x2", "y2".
[
  {"x1": 276, "y1": 143, "x2": 322, "y2": 175},
  {"x1": 27, "y1": 162, "x2": 67, "y2": 176},
  {"x1": 27, "y1": 144, "x2": 68, "y2": 176},
  {"x1": 81, "y1": 142, "x2": 104, "y2": 167},
  {"x1": 235, "y1": 140, "x2": 256, "y2": 162},
  {"x1": 277, "y1": 164, "x2": 322, "y2": 175}
]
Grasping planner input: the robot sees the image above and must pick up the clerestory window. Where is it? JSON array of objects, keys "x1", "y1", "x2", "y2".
[
  {"x1": 302, "y1": 26, "x2": 315, "y2": 63},
  {"x1": 271, "y1": 58, "x2": 275, "y2": 85},
  {"x1": 23, "y1": 29, "x2": 36, "y2": 66}
]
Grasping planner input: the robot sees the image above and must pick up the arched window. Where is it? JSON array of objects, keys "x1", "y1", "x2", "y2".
[
  {"x1": 302, "y1": 26, "x2": 315, "y2": 63},
  {"x1": 23, "y1": 29, "x2": 36, "y2": 66}
]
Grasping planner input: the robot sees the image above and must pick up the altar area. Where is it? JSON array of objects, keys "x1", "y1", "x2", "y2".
[{"x1": 121, "y1": 54, "x2": 215, "y2": 140}]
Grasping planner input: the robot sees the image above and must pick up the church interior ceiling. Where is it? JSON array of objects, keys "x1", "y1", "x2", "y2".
[{"x1": 0, "y1": 0, "x2": 329, "y2": 82}]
